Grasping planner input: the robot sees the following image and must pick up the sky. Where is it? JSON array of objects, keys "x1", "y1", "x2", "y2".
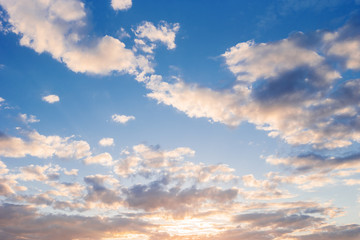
[{"x1": 0, "y1": 0, "x2": 360, "y2": 239}]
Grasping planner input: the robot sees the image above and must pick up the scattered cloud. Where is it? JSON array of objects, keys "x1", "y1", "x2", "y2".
[
  {"x1": 19, "y1": 113, "x2": 40, "y2": 124},
  {"x1": 112, "y1": 114, "x2": 135, "y2": 124},
  {"x1": 0, "y1": 140, "x2": 358, "y2": 239},
  {"x1": 99, "y1": 137, "x2": 114, "y2": 147},
  {"x1": 83, "y1": 152, "x2": 114, "y2": 166},
  {"x1": 111, "y1": 0, "x2": 132, "y2": 11},
  {"x1": 134, "y1": 21, "x2": 180, "y2": 50},
  {"x1": 42, "y1": 94, "x2": 60, "y2": 104},
  {"x1": 0, "y1": 130, "x2": 91, "y2": 159}
]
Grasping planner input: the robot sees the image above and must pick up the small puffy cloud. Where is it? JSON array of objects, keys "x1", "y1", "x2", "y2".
[
  {"x1": 112, "y1": 114, "x2": 135, "y2": 124},
  {"x1": 83, "y1": 152, "x2": 113, "y2": 166},
  {"x1": 0, "y1": 97, "x2": 6, "y2": 108},
  {"x1": 111, "y1": 0, "x2": 132, "y2": 11},
  {"x1": 19, "y1": 113, "x2": 40, "y2": 124},
  {"x1": 134, "y1": 21, "x2": 180, "y2": 50},
  {"x1": 42, "y1": 94, "x2": 60, "y2": 104},
  {"x1": 99, "y1": 137, "x2": 114, "y2": 147}
]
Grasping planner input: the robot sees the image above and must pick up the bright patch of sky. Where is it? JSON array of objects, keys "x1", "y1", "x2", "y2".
[{"x1": 1, "y1": 0, "x2": 360, "y2": 239}]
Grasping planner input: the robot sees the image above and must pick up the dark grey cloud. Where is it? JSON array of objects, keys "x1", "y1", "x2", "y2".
[{"x1": 0, "y1": 203, "x2": 153, "y2": 240}]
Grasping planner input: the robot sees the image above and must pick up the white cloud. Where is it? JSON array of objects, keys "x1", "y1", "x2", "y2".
[
  {"x1": 42, "y1": 94, "x2": 60, "y2": 103},
  {"x1": 0, "y1": 0, "x2": 153, "y2": 76},
  {"x1": 62, "y1": 35, "x2": 153, "y2": 75},
  {"x1": 145, "y1": 75, "x2": 243, "y2": 127},
  {"x1": 15, "y1": 164, "x2": 61, "y2": 182},
  {"x1": 19, "y1": 113, "x2": 40, "y2": 123},
  {"x1": 84, "y1": 152, "x2": 113, "y2": 166},
  {"x1": 111, "y1": 114, "x2": 135, "y2": 124},
  {"x1": 143, "y1": 20, "x2": 360, "y2": 149},
  {"x1": 222, "y1": 38, "x2": 338, "y2": 83},
  {"x1": 0, "y1": 130, "x2": 91, "y2": 159},
  {"x1": 0, "y1": 0, "x2": 85, "y2": 59},
  {"x1": 63, "y1": 168, "x2": 78, "y2": 176},
  {"x1": 111, "y1": 0, "x2": 132, "y2": 11},
  {"x1": 99, "y1": 138, "x2": 114, "y2": 147},
  {"x1": 134, "y1": 21, "x2": 180, "y2": 50},
  {"x1": 0, "y1": 97, "x2": 4, "y2": 102}
]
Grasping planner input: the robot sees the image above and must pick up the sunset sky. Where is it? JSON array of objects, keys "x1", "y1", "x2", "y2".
[{"x1": 1, "y1": 0, "x2": 360, "y2": 239}]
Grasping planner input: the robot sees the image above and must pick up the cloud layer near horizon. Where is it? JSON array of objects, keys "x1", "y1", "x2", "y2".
[{"x1": 0, "y1": 128, "x2": 359, "y2": 239}]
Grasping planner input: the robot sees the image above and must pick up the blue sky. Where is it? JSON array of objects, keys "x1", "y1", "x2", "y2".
[{"x1": 1, "y1": 0, "x2": 360, "y2": 239}]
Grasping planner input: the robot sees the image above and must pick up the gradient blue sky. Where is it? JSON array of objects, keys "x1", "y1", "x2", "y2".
[{"x1": 1, "y1": 0, "x2": 360, "y2": 239}]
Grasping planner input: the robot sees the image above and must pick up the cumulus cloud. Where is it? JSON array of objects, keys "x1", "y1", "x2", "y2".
[
  {"x1": 143, "y1": 18, "x2": 360, "y2": 150},
  {"x1": 42, "y1": 94, "x2": 60, "y2": 103},
  {"x1": 83, "y1": 152, "x2": 114, "y2": 166},
  {"x1": 111, "y1": 114, "x2": 135, "y2": 124},
  {"x1": 0, "y1": 141, "x2": 357, "y2": 239},
  {"x1": 15, "y1": 164, "x2": 61, "y2": 182},
  {"x1": 0, "y1": 0, "x2": 152, "y2": 76},
  {"x1": 0, "y1": 97, "x2": 4, "y2": 102},
  {"x1": 134, "y1": 21, "x2": 180, "y2": 50},
  {"x1": 111, "y1": 0, "x2": 132, "y2": 11},
  {"x1": 84, "y1": 174, "x2": 122, "y2": 206},
  {"x1": 62, "y1": 35, "x2": 153, "y2": 75},
  {"x1": 0, "y1": 130, "x2": 91, "y2": 159},
  {"x1": 99, "y1": 137, "x2": 114, "y2": 146}
]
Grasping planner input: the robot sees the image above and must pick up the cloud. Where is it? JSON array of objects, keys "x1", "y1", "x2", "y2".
[
  {"x1": 14, "y1": 164, "x2": 61, "y2": 182},
  {"x1": 0, "y1": 130, "x2": 91, "y2": 159},
  {"x1": 0, "y1": 141, "x2": 357, "y2": 239},
  {"x1": 143, "y1": 18, "x2": 360, "y2": 150},
  {"x1": 0, "y1": 0, "x2": 153, "y2": 76},
  {"x1": 63, "y1": 168, "x2": 78, "y2": 176},
  {"x1": 19, "y1": 113, "x2": 40, "y2": 123},
  {"x1": 0, "y1": 203, "x2": 153, "y2": 240},
  {"x1": 111, "y1": 0, "x2": 132, "y2": 11},
  {"x1": 42, "y1": 94, "x2": 60, "y2": 103},
  {"x1": 145, "y1": 75, "x2": 243, "y2": 127},
  {"x1": 0, "y1": 97, "x2": 4, "y2": 102},
  {"x1": 62, "y1": 35, "x2": 153, "y2": 75},
  {"x1": 83, "y1": 152, "x2": 114, "y2": 166},
  {"x1": 84, "y1": 174, "x2": 122, "y2": 206},
  {"x1": 99, "y1": 137, "x2": 114, "y2": 146},
  {"x1": 134, "y1": 21, "x2": 180, "y2": 50},
  {"x1": 123, "y1": 184, "x2": 238, "y2": 216},
  {"x1": 323, "y1": 17, "x2": 360, "y2": 70},
  {"x1": 111, "y1": 114, "x2": 135, "y2": 124},
  {"x1": 298, "y1": 225, "x2": 360, "y2": 240}
]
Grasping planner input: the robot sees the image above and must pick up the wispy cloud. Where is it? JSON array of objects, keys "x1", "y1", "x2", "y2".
[{"x1": 19, "y1": 113, "x2": 40, "y2": 124}]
